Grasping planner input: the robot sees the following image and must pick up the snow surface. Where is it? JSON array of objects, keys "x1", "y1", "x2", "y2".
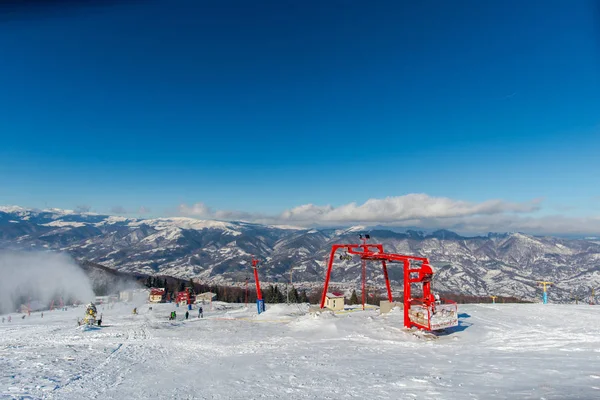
[
  {"x1": 267, "y1": 225, "x2": 306, "y2": 231},
  {"x1": 129, "y1": 218, "x2": 242, "y2": 236},
  {"x1": 42, "y1": 221, "x2": 87, "y2": 228},
  {"x1": 1, "y1": 302, "x2": 600, "y2": 399},
  {"x1": 0, "y1": 206, "x2": 27, "y2": 213}
]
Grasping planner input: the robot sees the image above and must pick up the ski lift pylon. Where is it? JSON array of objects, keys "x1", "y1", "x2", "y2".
[{"x1": 319, "y1": 240, "x2": 458, "y2": 331}]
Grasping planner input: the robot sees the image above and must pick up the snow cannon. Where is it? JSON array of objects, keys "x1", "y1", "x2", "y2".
[{"x1": 80, "y1": 303, "x2": 98, "y2": 326}]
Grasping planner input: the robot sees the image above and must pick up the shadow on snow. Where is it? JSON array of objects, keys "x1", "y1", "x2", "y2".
[{"x1": 435, "y1": 313, "x2": 472, "y2": 336}]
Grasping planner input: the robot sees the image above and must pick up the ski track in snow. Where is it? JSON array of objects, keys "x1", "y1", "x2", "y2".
[{"x1": 1, "y1": 303, "x2": 600, "y2": 399}]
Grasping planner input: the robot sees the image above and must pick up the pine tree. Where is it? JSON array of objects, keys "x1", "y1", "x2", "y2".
[
  {"x1": 350, "y1": 290, "x2": 359, "y2": 305},
  {"x1": 278, "y1": 286, "x2": 285, "y2": 303},
  {"x1": 300, "y1": 290, "x2": 309, "y2": 303},
  {"x1": 289, "y1": 287, "x2": 299, "y2": 303},
  {"x1": 265, "y1": 285, "x2": 274, "y2": 303}
]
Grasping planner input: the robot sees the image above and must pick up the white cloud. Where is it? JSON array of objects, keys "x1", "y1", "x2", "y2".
[
  {"x1": 75, "y1": 204, "x2": 91, "y2": 213},
  {"x1": 138, "y1": 206, "x2": 151, "y2": 215},
  {"x1": 178, "y1": 202, "x2": 266, "y2": 222},
  {"x1": 110, "y1": 205, "x2": 128, "y2": 214},
  {"x1": 448, "y1": 214, "x2": 600, "y2": 235},
  {"x1": 172, "y1": 194, "x2": 600, "y2": 235},
  {"x1": 276, "y1": 194, "x2": 541, "y2": 224},
  {"x1": 178, "y1": 202, "x2": 212, "y2": 218}
]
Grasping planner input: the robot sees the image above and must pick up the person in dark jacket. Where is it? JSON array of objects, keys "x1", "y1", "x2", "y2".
[
  {"x1": 185, "y1": 311, "x2": 189, "y2": 320},
  {"x1": 198, "y1": 307, "x2": 203, "y2": 318}
]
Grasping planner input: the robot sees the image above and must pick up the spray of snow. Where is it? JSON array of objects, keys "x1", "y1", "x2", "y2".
[{"x1": 0, "y1": 251, "x2": 95, "y2": 314}]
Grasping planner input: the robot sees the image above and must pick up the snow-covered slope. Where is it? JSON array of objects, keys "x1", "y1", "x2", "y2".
[
  {"x1": 1, "y1": 207, "x2": 599, "y2": 301},
  {"x1": 1, "y1": 302, "x2": 599, "y2": 399}
]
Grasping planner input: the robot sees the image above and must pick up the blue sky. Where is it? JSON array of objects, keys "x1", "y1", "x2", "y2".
[{"x1": 0, "y1": 0, "x2": 599, "y2": 232}]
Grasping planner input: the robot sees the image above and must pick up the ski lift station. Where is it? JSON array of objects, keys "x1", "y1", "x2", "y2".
[{"x1": 319, "y1": 235, "x2": 458, "y2": 331}]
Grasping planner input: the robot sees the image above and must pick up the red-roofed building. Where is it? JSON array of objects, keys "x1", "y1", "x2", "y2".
[
  {"x1": 325, "y1": 292, "x2": 345, "y2": 311},
  {"x1": 175, "y1": 288, "x2": 195, "y2": 306},
  {"x1": 149, "y1": 288, "x2": 166, "y2": 303}
]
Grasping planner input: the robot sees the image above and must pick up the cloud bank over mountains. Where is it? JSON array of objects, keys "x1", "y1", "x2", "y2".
[
  {"x1": 2, "y1": 193, "x2": 596, "y2": 235},
  {"x1": 178, "y1": 193, "x2": 599, "y2": 235}
]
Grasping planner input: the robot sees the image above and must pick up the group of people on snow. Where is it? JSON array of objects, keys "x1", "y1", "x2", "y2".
[
  {"x1": 1, "y1": 304, "x2": 206, "y2": 325},
  {"x1": 168, "y1": 306, "x2": 203, "y2": 321}
]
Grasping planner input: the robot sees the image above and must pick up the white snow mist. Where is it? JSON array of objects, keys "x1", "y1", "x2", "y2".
[{"x1": 0, "y1": 250, "x2": 95, "y2": 314}]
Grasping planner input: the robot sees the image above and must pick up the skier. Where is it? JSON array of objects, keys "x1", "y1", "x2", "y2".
[
  {"x1": 8, "y1": 315, "x2": 11, "y2": 322},
  {"x1": 1, "y1": 317, "x2": 4, "y2": 323},
  {"x1": 41, "y1": 312, "x2": 44, "y2": 318},
  {"x1": 185, "y1": 310, "x2": 189, "y2": 320},
  {"x1": 198, "y1": 307, "x2": 203, "y2": 318},
  {"x1": 98, "y1": 313, "x2": 103, "y2": 326}
]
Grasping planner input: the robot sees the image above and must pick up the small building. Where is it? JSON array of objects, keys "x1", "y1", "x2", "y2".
[
  {"x1": 95, "y1": 296, "x2": 109, "y2": 305},
  {"x1": 149, "y1": 288, "x2": 166, "y2": 303},
  {"x1": 119, "y1": 290, "x2": 134, "y2": 302},
  {"x1": 325, "y1": 292, "x2": 345, "y2": 311},
  {"x1": 195, "y1": 292, "x2": 216, "y2": 304},
  {"x1": 175, "y1": 288, "x2": 195, "y2": 306}
]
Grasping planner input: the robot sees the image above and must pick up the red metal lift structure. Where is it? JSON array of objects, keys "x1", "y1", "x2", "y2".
[
  {"x1": 319, "y1": 237, "x2": 458, "y2": 331},
  {"x1": 251, "y1": 257, "x2": 265, "y2": 314},
  {"x1": 49, "y1": 296, "x2": 64, "y2": 311}
]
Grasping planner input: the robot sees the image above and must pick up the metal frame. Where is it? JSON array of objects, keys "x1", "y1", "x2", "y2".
[{"x1": 319, "y1": 241, "x2": 456, "y2": 330}]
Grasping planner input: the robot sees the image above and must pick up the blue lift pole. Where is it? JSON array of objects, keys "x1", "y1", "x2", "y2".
[{"x1": 538, "y1": 281, "x2": 553, "y2": 304}]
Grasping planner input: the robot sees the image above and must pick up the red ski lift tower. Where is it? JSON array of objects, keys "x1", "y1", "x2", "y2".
[
  {"x1": 251, "y1": 257, "x2": 266, "y2": 314},
  {"x1": 319, "y1": 235, "x2": 458, "y2": 331},
  {"x1": 49, "y1": 296, "x2": 64, "y2": 311}
]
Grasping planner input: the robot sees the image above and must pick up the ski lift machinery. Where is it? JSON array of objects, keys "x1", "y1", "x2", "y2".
[{"x1": 320, "y1": 234, "x2": 459, "y2": 331}]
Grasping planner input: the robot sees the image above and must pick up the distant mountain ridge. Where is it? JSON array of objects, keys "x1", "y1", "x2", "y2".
[{"x1": 1, "y1": 206, "x2": 599, "y2": 302}]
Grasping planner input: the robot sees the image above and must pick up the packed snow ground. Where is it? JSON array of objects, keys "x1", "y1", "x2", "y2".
[{"x1": 1, "y1": 301, "x2": 600, "y2": 399}]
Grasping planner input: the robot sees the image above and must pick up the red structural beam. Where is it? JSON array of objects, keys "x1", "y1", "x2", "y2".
[
  {"x1": 361, "y1": 259, "x2": 366, "y2": 310},
  {"x1": 252, "y1": 257, "x2": 263, "y2": 301},
  {"x1": 320, "y1": 243, "x2": 393, "y2": 308},
  {"x1": 319, "y1": 243, "x2": 437, "y2": 330}
]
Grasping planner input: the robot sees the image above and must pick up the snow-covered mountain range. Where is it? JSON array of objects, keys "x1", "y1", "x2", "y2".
[{"x1": 1, "y1": 206, "x2": 599, "y2": 301}]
